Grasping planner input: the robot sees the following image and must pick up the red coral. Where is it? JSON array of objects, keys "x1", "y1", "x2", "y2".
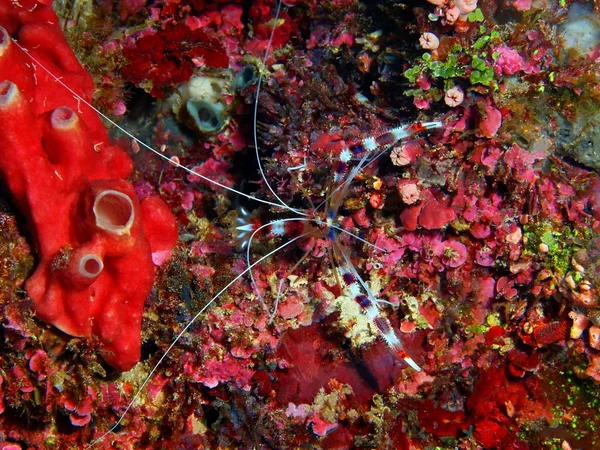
[
  {"x1": 0, "y1": 3, "x2": 177, "y2": 370},
  {"x1": 467, "y1": 365, "x2": 551, "y2": 448},
  {"x1": 485, "y1": 325, "x2": 507, "y2": 346},
  {"x1": 247, "y1": 0, "x2": 301, "y2": 53},
  {"x1": 121, "y1": 21, "x2": 228, "y2": 98},
  {"x1": 321, "y1": 426, "x2": 353, "y2": 450},
  {"x1": 533, "y1": 320, "x2": 568, "y2": 347},
  {"x1": 507, "y1": 349, "x2": 542, "y2": 377},
  {"x1": 417, "y1": 400, "x2": 468, "y2": 437},
  {"x1": 419, "y1": 191, "x2": 456, "y2": 230},
  {"x1": 274, "y1": 324, "x2": 411, "y2": 406}
]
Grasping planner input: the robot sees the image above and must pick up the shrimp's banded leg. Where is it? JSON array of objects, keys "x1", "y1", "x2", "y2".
[
  {"x1": 335, "y1": 244, "x2": 421, "y2": 372},
  {"x1": 321, "y1": 121, "x2": 443, "y2": 213}
]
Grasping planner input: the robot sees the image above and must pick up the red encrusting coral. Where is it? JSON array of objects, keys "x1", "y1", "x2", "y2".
[
  {"x1": 121, "y1": 21, "x2": 229, "y2": 98},
  {"x1": 273, "y1": 324, "x2": 414, "y2": 405},
  {"x1": 0, "y1": 0, "x2": 177, "y2": 371},
  {"x1": 467, "y1": 364, "x2": 551, "y2": 448}
]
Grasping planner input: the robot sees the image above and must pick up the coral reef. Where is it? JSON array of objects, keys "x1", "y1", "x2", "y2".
[{"x1": 0, "y1": 0, "x2": 599, "y2": 449}]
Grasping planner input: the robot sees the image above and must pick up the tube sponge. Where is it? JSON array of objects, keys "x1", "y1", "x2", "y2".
[{"x1": 0, "y1": 16, "x2": 178, "y2": 371}]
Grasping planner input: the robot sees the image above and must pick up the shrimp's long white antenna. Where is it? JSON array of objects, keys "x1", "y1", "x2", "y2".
[
  {"x1": 251, "y1": 0, "x2": 307, "y2": 217},
  {"x1": 242, "y1": 217, "x2": 316, "y2": 314},
  {"x1": 9, "y1": 38, "x2": 289, "y2": 211},
  {"x1": 328, "y1": 223, "x2": 387, "y2": 253},
  {"x1": 271, "y1": 278, "x2": 285, "y2": 323},
  {"x1": 87, "y1": 230, "x2": 311, "y2": 448}
]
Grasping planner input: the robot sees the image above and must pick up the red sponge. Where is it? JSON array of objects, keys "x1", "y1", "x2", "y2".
[{"x1": 0, "y1": 3, "x2": 177, "y2": 371}]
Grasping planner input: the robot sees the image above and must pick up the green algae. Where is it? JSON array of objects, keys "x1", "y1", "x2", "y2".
[
  {"x1": 536, "y1": 367, "x2": 600, "y2": 448},
  {"x1": 403, "y1": 26, "x2": 502, "y2": 99},
  {"x1": 523, "y1": 221, "x2": 591, "y2": 277}
]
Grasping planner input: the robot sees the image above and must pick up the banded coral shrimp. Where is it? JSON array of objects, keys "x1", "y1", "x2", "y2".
[{"x1": 2, "y1": 0, "x2": 447, "y2": 448}]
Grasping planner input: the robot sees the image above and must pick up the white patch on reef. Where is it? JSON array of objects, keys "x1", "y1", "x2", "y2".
[
  {"x1": 559, "y1": 2, "x2": 600, "y2": 58},
  {"x1": 331, "y1": 295, "x2": 377, "y2": 348}
]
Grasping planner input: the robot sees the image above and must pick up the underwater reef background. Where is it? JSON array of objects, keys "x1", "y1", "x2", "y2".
[{"x1": 1, "y1": 0, "x2": 600, "y2": 448}]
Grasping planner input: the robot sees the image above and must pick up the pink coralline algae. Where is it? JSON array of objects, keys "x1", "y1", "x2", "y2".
[
  {"x1": 478, "y1": 101, "x2": 503, "y2": 138},
  {"x1": 512, "y1": 0, "x2": 532, "y2": 11},
  {"x1": 503, "y1": 144, "x2": 547, "y2": 184},
  {"x1": 400, "y1": 189, "x2": 456, "y2": 230},
  {"x1": 0, "y1": 444, "x2": 21, "y2": 450},
  {"x1": 493, "y1": 45, "x2": 524, "y2": 75},
  {"x1": 60, "y1": 386, "x2": 97, "y2": 426},
  {"x1": 441, "y1": 240, "x2": 468, "y2": 268}
]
